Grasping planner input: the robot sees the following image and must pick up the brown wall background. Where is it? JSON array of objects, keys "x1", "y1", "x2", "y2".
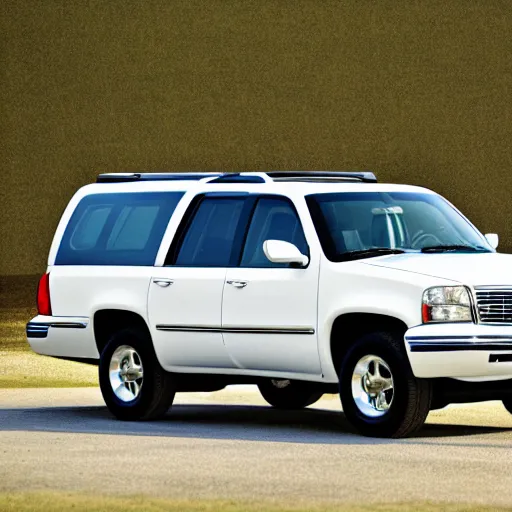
[{"x1": 1, "y1": 0, "x2": 511, "y2": 275}]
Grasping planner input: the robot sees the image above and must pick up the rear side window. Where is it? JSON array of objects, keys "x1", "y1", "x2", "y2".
[
  {"x1": 56, "y1": 192, "x2": 184, "y2": 265},
  {"x1": 171, "y1": 196, "x2": 246, "y2": 267}
]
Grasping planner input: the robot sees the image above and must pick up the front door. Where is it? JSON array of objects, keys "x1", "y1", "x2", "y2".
[
  {"x1": 148, "y1": 194, "x2": 247, "y2": 370},
  {"x1": 222, "y1": 196, "x2": 321, "y2": 375}
]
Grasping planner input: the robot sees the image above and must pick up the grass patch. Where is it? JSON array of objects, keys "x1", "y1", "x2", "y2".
[
  {"x1": 0, "y1": 351, "x2": 97, "y2": 387},
  {"x1": 0, "y1": 275, "x2": 97, "y2": 387},
  {"x1": 0, "y1": 493, "x2": 511, "y2": 512},
  {"x1": 0, "y1": 274, "x2": 39, "y2": 352},
  {"x1": 0, "y1": 307, "x2": 36, "y2": 352},
  {"x1": 0, "y1": 309, "x2": 97, "y2": 388}
]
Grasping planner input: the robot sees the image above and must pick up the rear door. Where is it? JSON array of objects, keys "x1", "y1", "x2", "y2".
[
  {"x1": 147, "y1": 193, "x2": 249, "y2": 370},
  {"x1": 222, "y1": 195, "x2": 322, "y2": 375}
]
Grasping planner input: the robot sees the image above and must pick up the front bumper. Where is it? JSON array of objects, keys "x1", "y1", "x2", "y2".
[
  {"x1": 26, "y1": 315, "x2": 99, "y2": 359},
  {"x1": 405, "y1": 323, "x2": 512, "y2": 380}
]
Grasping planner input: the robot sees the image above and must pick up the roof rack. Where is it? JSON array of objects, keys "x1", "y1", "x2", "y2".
[
  {"x1": 96, "y1": 172, "x2": 220, "y2": 183},
  {"x1": 96, "y1": 171, "x2": 377, "y2": 184},
  {"x1": 206, "y1": 172, "x2": 272, "y2": 184},
  {"x1": 266, "y1": 171, "x2": 377, "y2": 183}
]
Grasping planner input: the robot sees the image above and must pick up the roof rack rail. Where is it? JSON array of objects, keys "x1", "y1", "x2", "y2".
[
  {"x1": 96, "y1": 171, "x2": 377, "y2": 184},
  {"x1": 266, "y1": 171, "x2": 377, "y2": 183},
  {"x1": 96, "y1": 172, "x2": 220, "y2": 183},
  {"x1": 206, "y1": 172, "x2": 272, "y2": 184}
]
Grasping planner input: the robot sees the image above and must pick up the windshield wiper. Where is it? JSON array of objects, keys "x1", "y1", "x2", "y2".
[
  {"x1": 338, "y1": 248, "x2": 406, "y2": 261},
  {"x1": 421, "y1": 244, "x2": 489, "y2": 253}
]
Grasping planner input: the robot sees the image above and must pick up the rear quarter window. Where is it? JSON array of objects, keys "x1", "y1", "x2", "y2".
[{"x1": 56, "y1": 192, "x2": 184, "y2": 265}]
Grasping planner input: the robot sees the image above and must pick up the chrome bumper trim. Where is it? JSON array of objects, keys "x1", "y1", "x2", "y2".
[
  {"x1": 26, "y1": 321, "x2": 88, "y2": 339},
  {"x1": 47, "y1": 322, "x2": 88, "y2": 329},
  {"x1": 26, "y1": 323, "x2": 50, "y2": 339},
  {"x1": 406, "y1": 334, "x2": 512, "y2": 352}
]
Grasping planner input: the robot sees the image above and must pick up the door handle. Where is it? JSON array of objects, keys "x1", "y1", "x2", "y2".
[
  {"x1": 153, "y1": 278, "x2": 173, "y2": 287},
  {"x1": 227, "y1": 280, "x2": 248, "y2": 289}
]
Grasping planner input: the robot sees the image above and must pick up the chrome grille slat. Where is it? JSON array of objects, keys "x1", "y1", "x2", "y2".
[
  {"x1": 477, "y1": 302, "x2": 512, "y2": 305},
  {"x1": 482, "y1": 308, "x2": 503, "y2": 315},
  {"x1": 479, "y1": 312, "x2": 512, "y2": 315},
  {"x1": 478, "y1": 303, "x2": 512, "y2": 306},
  {"x1": 477, "y1": 296, "x2": 512, "y2": 299},
  {"x1": 477, "y1": 305, "x2": 512, "y2": 309},
  {"x1": 476, "y1": 296, "x2": 512, "y2": 299},
  {"x1": 475, "y1": 287, "x2": 512, "y2": 324},
  {"x1": 476, "y1": 295, "x2": 512, "y2": 298}
]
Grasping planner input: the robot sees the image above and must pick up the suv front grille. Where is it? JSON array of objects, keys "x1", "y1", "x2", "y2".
[{"x1": 475, "y1": 287, "x2": 512, "y2": 324}]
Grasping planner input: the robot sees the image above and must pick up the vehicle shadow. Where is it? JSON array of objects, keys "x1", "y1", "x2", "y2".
[{"x1": 1, "y1": 403, "x2": 510, "y2": 445}]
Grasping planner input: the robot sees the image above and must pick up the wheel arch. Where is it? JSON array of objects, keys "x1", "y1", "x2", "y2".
[
  {"x1": 329, "y1": 313, "x2": 409, "y2": 373},
  {"x1": 93, "y1": 309, "x2": 152, "y2": 356}
]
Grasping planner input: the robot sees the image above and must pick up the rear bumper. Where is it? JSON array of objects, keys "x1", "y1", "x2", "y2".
[
  {"x1": 405, "y1": 323, "x2": 512, "y2": 380},
  {"x1": 26, "y1": 315, "x2": 99, "y2": 359}
]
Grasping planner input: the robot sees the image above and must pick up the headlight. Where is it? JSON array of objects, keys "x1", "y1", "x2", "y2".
[{"x1": 422, "y1": 286, "x2": 473, "y2": 323}]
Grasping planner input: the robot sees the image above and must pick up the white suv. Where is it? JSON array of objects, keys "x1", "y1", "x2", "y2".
[{"x1": 27, "y1": 171, "x2": 512, "y2": 438}]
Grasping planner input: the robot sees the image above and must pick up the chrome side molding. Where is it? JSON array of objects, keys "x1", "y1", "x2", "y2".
[{"x1": 155, "y1": 325, "x2": 315, "y2": 335}]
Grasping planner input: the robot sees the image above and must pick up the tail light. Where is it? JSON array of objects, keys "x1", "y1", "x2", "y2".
[{"x1": 37, "y1": 273, "x2": 52, "y2": 316}]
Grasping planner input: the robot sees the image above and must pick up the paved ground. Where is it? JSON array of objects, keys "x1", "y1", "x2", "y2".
[{"x1": 1, "y1": 387, "x2": 512, "y2": 507}]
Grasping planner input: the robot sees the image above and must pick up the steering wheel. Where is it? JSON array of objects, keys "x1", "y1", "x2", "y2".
[{"x1": 410, "y1": 231, "x2": 443, "y2": 250}]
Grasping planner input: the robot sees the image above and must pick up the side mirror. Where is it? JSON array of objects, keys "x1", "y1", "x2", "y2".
[
  {"x1": 263, "y1": 240, "x2": 309, "y2": 267},
  {"x1": 485, "y1": 233, "x2": 499, "y2": 250}
]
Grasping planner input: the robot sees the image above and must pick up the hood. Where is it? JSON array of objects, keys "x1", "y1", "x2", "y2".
[{"x1": 362, "y1": 252, "x2": 512, "y2": 286}]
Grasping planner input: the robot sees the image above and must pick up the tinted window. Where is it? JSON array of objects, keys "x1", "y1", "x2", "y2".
[
  {"x1": 70, "y1": 205, "x2": 111, "y2": 250},
  {"x1": 174, "y1": 197, "x2": 245, "y2": 267},
  {"x1": 56, "y1": 192, "x2": 184, "y2": 266},
  {"x1": 241, "y1": 197, "x2": 308, "y2": 267}
]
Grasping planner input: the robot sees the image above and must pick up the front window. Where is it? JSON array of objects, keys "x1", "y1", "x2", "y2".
[{"x1": 306, "y1": 191, "x2": 492, "y2": 262}]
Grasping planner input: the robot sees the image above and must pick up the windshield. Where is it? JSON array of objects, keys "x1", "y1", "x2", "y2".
[{"x1": 306, "y1": 191, "x2": 492, "y2": 261}]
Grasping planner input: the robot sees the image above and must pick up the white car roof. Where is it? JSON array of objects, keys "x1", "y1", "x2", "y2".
[{"x1": 79, "y1": 174, "x2": 436, "y2": 199}]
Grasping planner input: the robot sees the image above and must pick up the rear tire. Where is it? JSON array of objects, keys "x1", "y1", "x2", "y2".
[
  {"x1": 339, "y1": 331, "x2": 432, "y2": 438},
  {"x1": 258, "y1": 379, "x2": 323, "y2": 409},
  {"x1": 99, "y1": 328, "x2": 175, "y2": 421}
]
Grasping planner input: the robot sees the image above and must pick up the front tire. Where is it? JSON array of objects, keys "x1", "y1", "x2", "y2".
[
  {"x1": 339, "y1": 331, "x2": 432, "y2": 438},
  {"x1": 99, "y1": 328, "x2": 176, "y2": 421},
  {"x1": 258, "y1": 379, "x2": 323, "y2": 409}
]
